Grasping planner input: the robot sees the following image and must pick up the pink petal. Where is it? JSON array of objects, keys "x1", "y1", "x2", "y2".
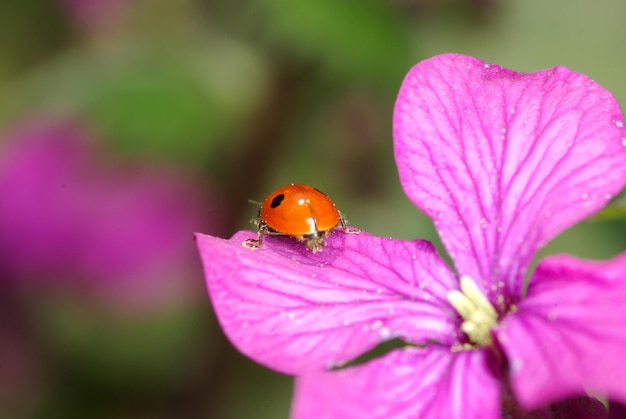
[
  {"x1": 291, "y1": 346, "x2": 500, "y2": 419},
  {"x1": 196, "y1": 230, "x2": 460, "y2": 375},
  {"x1": 494, "y1": 252, "x2": 626, "y2": 408},
  {"x1": 394, "y1": 53, "x2": 626, "y2": 299},
  {"x1": 519, "y1": 396, "x2": 608, "y2": 419},
  {"x1": 609, "y1": 401, "x2": 626, "y2": 418}
]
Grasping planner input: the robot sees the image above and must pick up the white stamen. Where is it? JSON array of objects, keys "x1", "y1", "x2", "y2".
[{"x1": 447, "y1": 276, "x2": 498, "y2": 347}]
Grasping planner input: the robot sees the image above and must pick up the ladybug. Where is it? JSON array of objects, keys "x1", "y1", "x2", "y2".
[{"x1": 243, "y1": 183, "x2": 360, "y2": 252}]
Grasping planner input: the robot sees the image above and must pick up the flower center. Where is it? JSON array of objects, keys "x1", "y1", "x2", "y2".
[{"x1": 447, "y1": 276, "x2": 498, "y2": 347}]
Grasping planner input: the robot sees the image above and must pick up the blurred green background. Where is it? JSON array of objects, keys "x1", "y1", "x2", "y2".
[{"x1": 1, "y1": 0, "x2": 625, "y2": 418}]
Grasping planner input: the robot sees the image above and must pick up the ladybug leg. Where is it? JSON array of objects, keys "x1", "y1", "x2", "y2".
[
  {"x1": 242, "y1": 221, "x2": 270, "y2": 250},
  {"x1": 305, "y1": 233, "x2": 328, "y2": 253},
  {"x1": 338, "y1": 211, "x2": 361, "y2": 234}
]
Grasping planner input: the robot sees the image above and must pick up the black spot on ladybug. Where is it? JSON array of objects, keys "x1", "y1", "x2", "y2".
[{"x1": 270, "y1": 194, "x2": 285, "y2": 208}]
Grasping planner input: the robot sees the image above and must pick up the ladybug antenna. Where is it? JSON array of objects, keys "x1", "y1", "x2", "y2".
[{"x1": 248, "y1": 199, "x2": 262, "y2": 206}]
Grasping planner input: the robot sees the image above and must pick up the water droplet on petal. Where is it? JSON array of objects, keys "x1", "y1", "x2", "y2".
[
  {"x1": 622, "y1": 137, "x2": 626, "y2": 147},
  {"x1": 510, "y1": 357, "x2": 523, "y2": 373},
  {"x1": 379, "y1": 327, "x2": 393, "y2": 339},
  {"x1": 484, "y1": 63, "x2": 491, "y2": 69},
  {"x1": 581, "y1": 192, "x2": 589, "y2": 200},
  {"x1": 613, "y1": 119, "x2": 624, "y2": 128}
]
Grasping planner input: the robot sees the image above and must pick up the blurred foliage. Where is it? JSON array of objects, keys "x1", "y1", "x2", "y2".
[
  {"x1": 0, "y1": 0, "x2": 625, "y2": 418},
  {"x1": 258, "y1": 0, "x2": 411, "y2": 88},
  {"x1": 86, "y1": 54, "x2": 233, "y2": 164},
  {"x1": 591, "y1": 192, "x2": 626, "y2": 222}
]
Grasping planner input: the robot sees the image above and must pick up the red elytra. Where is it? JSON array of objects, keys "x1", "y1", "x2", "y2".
[{"x1": 243, "y1": 184, "x2": 359, "y2": 252}]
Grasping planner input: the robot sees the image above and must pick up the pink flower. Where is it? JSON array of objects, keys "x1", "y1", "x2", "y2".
[
  {"x1": 0, "y1": 118, "x2": 220, "y2": 312},
  {"x1": 196, "y1": 54, "x2": 626, "y2": 417}
]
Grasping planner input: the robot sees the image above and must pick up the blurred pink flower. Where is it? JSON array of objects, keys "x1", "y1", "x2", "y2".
[
  {"x1": 0, "y1": 118, "x2": 222, "y2": 311},
  {"x1": 196, "y1": 54, "x2": 626, "y2": 417},
  {"x1": 59, "y1": 0, "x2": 131, "y2": 31}
]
